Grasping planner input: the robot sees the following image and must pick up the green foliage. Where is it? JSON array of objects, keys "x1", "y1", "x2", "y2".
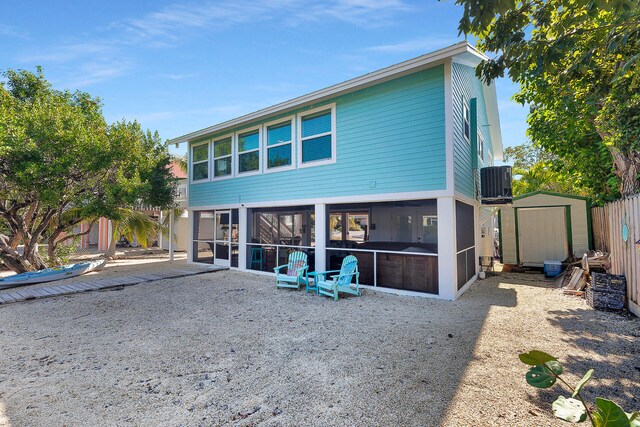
[
  {"x1": 525, "y1": 361, "x2": 563, "y2": 388},
  {"x1": 0, "y1": 67, "x2": 177, "y2": 272},
  {"x1": 593, "y1": 399, "x2": 632, "y2": 427},
  {"x1": 553, "y1": 396, "x2": 588, "y2": 423},
  {"x1": 505, "y1": 143, "x2": 617, "y2": 203},
  {"x1": 574, "y1": 369, "x2": 595, "y2": 398},
  {"x1": 519, "y1": 350, "x2": 637, "y2": 425},
  {"x1": 456, "y1": 0, "x2": 640, "y2": 197},
  {"x1": 519, "y1": 349, "x2": 557, "y2": 366}
]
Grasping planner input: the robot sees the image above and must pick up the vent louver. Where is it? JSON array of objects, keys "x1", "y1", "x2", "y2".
[{"x1": 480, "y1": 166, "x2": 512, "y2": 205}]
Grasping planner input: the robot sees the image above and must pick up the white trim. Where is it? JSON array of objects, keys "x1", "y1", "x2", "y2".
[
  {"x1": 314, "y1": 203, "x2": 327, "y2": 272},
  {"x1": 359, "y1": 284, "x2": 448, "y2": 300},
  {"x1": 478, "y1": 129, "x2": 485, "y2": 160},
  {"x1": 239, "y1": 207, "x2": 247, "y2": 270},
  {"x1": 462, "y1": 96, "x2": 471, "y2": 143},
  {"x1": 169, "y1": 42, "x2": 485, "y2": 145},
  {"x1": 189, "y1": 189, "x2": 450, "y2": 211},
  {"x1": 444, "y1": 59, "x2": 454, "y2": 196},
  {"x1": 212, "y1": 133, "x2": 234, "y2": 181},
  {"x1": 297, "y1": 104, "x2": 337, "y2": 168},
  {"x1": 190, "y1": 140, "x2": 210, "y2": 184},
  {"x1": 437, "y1": 196, "x2": 457, "y2": 301},
  {"x1": 264, "y1": 115, "x2": 296, "y2": 173},
  {"x1": 235, "y1": 125, "x2": 262, "y2": 177},
  {"x1": 195, "y1": 266, "x2": 450, "y2": 300},
  {"x1": 456, "y1": 245, "x2": 475, "y2": 255},
  {"x1": 455, "y1": 274, "x2": 477, "y2": 299},
  {"x1": 482, "y1": 81, "x2": 503, "y2": 161},
  {"x1": 454, "y1": 191, "x2": 477, "y2": 206}
]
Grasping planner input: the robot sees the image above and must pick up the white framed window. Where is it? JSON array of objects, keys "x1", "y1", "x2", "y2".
[
  {"x1": 265, "y1": 116, "x2": 295, "y2": 172},
  {"x1": 297, "y1": 104, "x2": 336, "y2": 168},
  {"x1": 462, "y1": 97, "x2": 470, "y2": 142},
  {"x1": 213, "y1": 134, "x2": 233, "y2": 180},
  {"x1": 478, "y1": 129, "x2": 485, "y2": 160},
  {"x1": 191, "y1": 142, "x2": 210, "y2": 183},
  {"x1": 236, "y1": 126, "x2": 262, "y2": 176}
]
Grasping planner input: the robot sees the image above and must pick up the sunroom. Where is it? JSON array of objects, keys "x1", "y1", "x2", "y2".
[{"x1": 187, "y1": 197, "x2": 482, "y2": 297}]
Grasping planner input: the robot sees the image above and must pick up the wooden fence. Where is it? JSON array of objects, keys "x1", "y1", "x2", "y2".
[{"x1": 591, "y1": 194, "x2": 640, "y2": 317}]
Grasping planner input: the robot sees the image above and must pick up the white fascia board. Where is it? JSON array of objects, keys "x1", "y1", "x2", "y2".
[
  {"x1": 169, "y1": 42, "x2": 484, "y2": 145},
  {"x1": 482, "y1": 81, "x2": 504, "y2": 161}
]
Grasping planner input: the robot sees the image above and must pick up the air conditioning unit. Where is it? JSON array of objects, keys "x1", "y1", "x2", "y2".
[{"x1": 480, "y1": 166, "x2": 512, "y2": 205}]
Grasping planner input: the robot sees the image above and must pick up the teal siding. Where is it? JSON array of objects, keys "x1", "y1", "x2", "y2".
[
  {"x1": 451, "y1": 63, "x2": 494, "y2": 198},
  {"x1": 189, "y1": 65, "x2": 446, "y2": 207}
]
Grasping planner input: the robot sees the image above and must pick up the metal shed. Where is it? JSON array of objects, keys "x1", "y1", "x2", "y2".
[{"x1": 499, "y1": 191, "x2": 592, "y2": 266}]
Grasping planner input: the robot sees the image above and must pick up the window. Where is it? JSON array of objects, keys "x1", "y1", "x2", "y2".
[
  {"x1": 237, "y1": 128, "x2": 261, "y2": 174},
  {"x1": 298, "y1": 105, "x2": 335, "y2": 166},
  {"x1": 266, "y1": 119, "x2": 293, "y2": 170},
  {"x1": 213, "y1": 136, "x2": 232, "y2": 178},
  {"x1": 462, "y1": 97, "x2": 470, "y2": 142},
  {"x1": 330, "y1": 212, "x2": 369, "y2": 243},
  {"x1": 191, "y1": 143, "x2": 209, "y2": 182},
  {"x1": 478, "y1": 130, "x2": 485, "y2": 160}
]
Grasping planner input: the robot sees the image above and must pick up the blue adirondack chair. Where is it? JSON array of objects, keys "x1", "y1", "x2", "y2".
[
  {"x1": 309, "y1": 255, "x2": 360, "y2": 301},
  {"x1": 274, "y1": 251, "x2": 309, "y2": 289}
]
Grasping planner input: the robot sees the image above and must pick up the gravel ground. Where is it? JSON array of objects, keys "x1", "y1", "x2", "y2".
[{"x1": 0, "y1": 269, "x2": 638, "y2": 427}]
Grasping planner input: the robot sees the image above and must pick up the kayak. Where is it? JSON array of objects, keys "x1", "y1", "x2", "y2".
[{"x1": 0, "y1": 259, "x2": 107, "y2": 290}]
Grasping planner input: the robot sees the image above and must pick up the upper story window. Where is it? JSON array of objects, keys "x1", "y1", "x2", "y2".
[
  {"x1": 213, "y1": 136, "x2": 232, "y2": 178},
  {"x1": 191, "y1": 143, "x2": 209, "y2": 182},
  {"x1": 298, "y1": 104, "x2": 336, "y2": 167},
  {"x1": 478, "y1": 130, "x2": 485, "y2": 160},
  {"x1": 237, "y1": 128, "x2": 261, "y2": 174},
  {"x1": 266, "y1": 118, "x2": 293, "y2": 170},
  {"x1": 462, "y1": 97, "x2": 470, "y2": 142}
]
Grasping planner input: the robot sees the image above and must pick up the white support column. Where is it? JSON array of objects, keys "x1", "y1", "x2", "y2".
[
  {"x1": 314, "y1": 203, "x2": 327, "y2": 272},
  {"x1": 187, "y1": 210, "x2": 194, "y2": 263},
  {"x1": 107, "y1": 220, "x2": 113, "y2": 252},
  {"x1": 239, "y1": 207, "x2": 248, "y2": 270},
  {"x1": 158, "y1": 211, "x2": 164, "y2": 250},
  {"x1": 168, "y1": 210, "x2": 174, "y2": 262},
  {"x1": 437, "y1": 197, "x2": 457, "y2": 300}
]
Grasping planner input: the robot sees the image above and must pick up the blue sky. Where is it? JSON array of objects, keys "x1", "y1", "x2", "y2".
[{"x1": 0, "y1": 0, "x2": 527, "y2": 157}]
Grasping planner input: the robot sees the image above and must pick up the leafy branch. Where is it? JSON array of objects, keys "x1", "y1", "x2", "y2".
[{"x1": 519, "y1": 350, "x2": 639, "y2": 425}]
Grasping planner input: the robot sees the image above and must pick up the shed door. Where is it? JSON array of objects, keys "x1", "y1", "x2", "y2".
[{"x1": 518, "y1": 207, "x2": 568, "y2": 266}]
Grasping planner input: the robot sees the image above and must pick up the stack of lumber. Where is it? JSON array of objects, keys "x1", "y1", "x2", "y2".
[
  {"x1": 586, "y1": 272, "x2": 626, "y2": 311},
  {"x1": 575, "y1": 251, "x2": 610, "y2": 271},
  {"x1": 559, "y1": 267, "x2": 588, "y2": 296}
]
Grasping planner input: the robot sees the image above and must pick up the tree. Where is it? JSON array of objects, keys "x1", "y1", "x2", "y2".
[
  {"x1": 456, "y1": 0, "x2": 640, "y2": 197},
  {"x1": 0, "y1": 68, "x2": 177, "y2": 272},
  {"x1": 504, "y1": 143, "x2": 618, "y2": 203}
]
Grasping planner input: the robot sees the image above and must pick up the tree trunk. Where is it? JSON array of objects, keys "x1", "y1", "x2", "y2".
[
  {"x1": 47, "y1": 232, "x2": 62, "y2": 266},
  {"x1": 610, "y1": 147, "x2": 640, "y2": 197},
  {"x1": 105, "y1": 223, "x2": 119, "y2": 259}
]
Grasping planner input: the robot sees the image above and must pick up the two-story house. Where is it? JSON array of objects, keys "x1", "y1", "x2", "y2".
[{"x1": 169, "y1": 42, "x2": 503, "y2": 300}]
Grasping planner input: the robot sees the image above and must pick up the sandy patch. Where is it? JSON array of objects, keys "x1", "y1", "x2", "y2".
[{"x1": 0, "y1": 270, "x2": 637, "y2": 426}]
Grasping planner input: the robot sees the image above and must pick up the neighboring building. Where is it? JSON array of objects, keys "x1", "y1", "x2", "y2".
[
  {"x1": 76, "y1": 160, "x2": 189, "y2": 252},
  {"x1": 169, "y1": 42, "x2": 503, "y2": 300},
  {"x1": 499, "y1": 191, "x2": 592, "y2": 267}
]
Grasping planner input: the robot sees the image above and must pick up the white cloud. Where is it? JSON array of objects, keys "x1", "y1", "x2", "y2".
[
  {"x1": 366, "y1": 36, "x2": 462, "y2": 53},
  {"x1": 13, "y1": 0, "x2": 413, "y2": 87},
  {"x1": 0, "y1": 24, "x2": 29, "y2": 39}
]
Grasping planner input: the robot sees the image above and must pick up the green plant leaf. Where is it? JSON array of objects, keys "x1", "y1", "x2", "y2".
[
  {"x1": 519, "y1": 350, "x2": 558, "y2": 366},
  {"x1": 525, "y1": 361, "x2": 563, "y2": 388},
  {"x1": 552, "y1": 396, "x2": 587, "y2": 423},
  {"x1": 628, "y1": 412, "x2": 640, "y2": 427},
  {"x1": 572, "y1": 369, "x2": 594, "y2": 398},
  {"x1": 593, "y1": 398, "x2": 630, "y2": 427}
]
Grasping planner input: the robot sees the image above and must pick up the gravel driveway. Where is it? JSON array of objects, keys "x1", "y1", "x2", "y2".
[{"x1": 0, "y1": 270, "x2": 638, "y2": 426}]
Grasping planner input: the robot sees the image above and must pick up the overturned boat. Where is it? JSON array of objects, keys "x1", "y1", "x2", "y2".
[{"x1": 0, "y1": 259, "x2": 107, "y2": 290}]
